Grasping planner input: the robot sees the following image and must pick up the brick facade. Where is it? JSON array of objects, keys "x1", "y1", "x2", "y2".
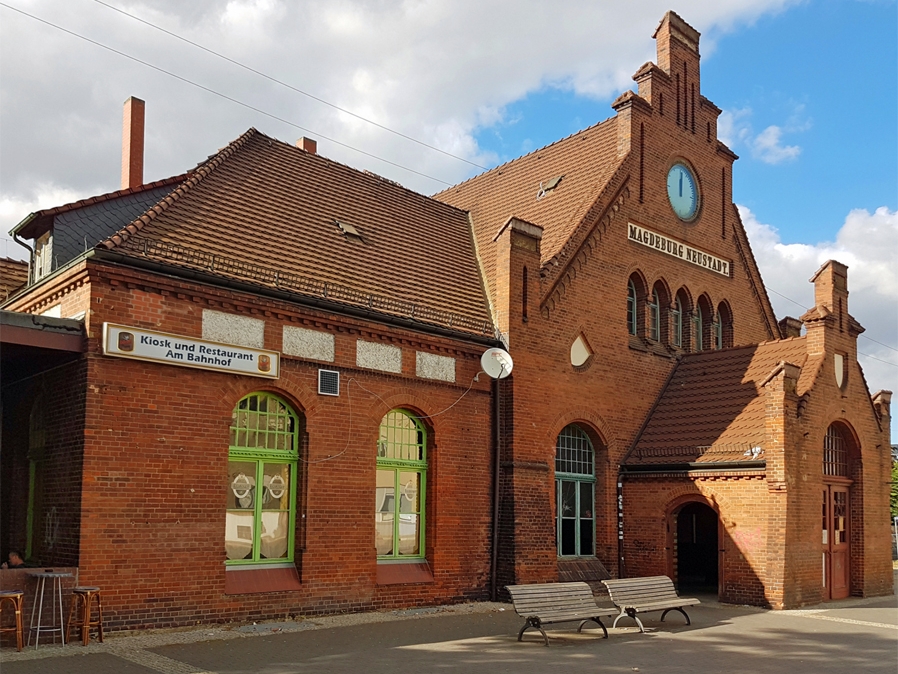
[{"x1": 1, "y1": 11, "x2": 890, "y2": 631}]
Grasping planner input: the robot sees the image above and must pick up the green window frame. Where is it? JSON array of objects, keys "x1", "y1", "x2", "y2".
[
  {"x1": 649, "y1": 289, "x2": 660, "y2": 342},
  {"x1": 627, "y1": 280, "x2": 638, "y2": 336},
  {"x1": 226, "y1": 393, "x2": 299, "y2": 566},
  {"x1": 376, "y1": 410, "x2": 426, "y2": 560},
  {"x1": 555, "y1": 424, "x2": 596, "y2": 558},
  {"x1": 694, "y1": 304, "x2": 704, "y2": 351},
  {"x1": 672, "y1": 297, "x2": 683, "y2": 347}
]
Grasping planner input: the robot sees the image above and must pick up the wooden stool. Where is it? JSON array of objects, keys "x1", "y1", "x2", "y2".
[
  {"x1": 66, "y1": 587, "x2": 103, "y2": 646},
  {"x1": 0, "y1": 590, "x2": 25, "y2": 652}
]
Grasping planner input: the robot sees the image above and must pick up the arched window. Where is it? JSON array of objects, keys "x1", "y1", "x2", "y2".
[
  {"x1": 717, "y1": 302, "x2": 733, "y2": 348},
  {"x1": 694, "y1": 303, "x2": 703, "y2": 351},
  {"x1": 672, "y1": 296, "x2": 683, "y2": 348},
  {"x1": 556, "y1": 424, "x2": 596, "y2": 557},
  {"x1": 650, "y1": 281, "x2": 670, "y2": 344},
  {"x1": 376, "y1": 410, "x2": 427, "y2": 560},
  {"x1": 649, "y1": 289, "x2": 660, "y2": 342},
  {"x1": 823, "y1": 424, "x2": 850, "y2": 478},
  {"x1": 226, "y1": 393, "x2": 300, "y2": 564},
  {"x1": 627, "y1": 280, "x2": 638, "y2": 336},
  {"x1": 695, "y1": 295, "x2": 713, "y2": 352}
]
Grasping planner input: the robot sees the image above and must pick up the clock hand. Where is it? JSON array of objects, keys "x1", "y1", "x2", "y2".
[{"x1": 679, "y1": 173, "x2": 683, "y2": 197}]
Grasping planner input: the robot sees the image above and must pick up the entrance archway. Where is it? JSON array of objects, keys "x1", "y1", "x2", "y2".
[{"x1": 675, "y1": 502, "x2": 719, "y2": 593}]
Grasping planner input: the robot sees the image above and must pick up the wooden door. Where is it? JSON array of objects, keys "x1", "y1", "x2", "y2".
[{"x1": 822, "y1": 484, "x2": 850, "y2": 600}]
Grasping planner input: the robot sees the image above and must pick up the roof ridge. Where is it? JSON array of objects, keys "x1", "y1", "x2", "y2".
[
  {"x1": 435, "y1": 115, "x2": 617, "y2": 196},
  {"x1": 263, "y1": 134, "x2": 471, "y2": 218},
  {"x1": 99, "y1": 128, "x2": 260, "y2": 250}
]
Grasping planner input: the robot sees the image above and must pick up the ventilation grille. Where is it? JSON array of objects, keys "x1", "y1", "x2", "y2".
[{"x1": 318, "y1": 369, "x2": 340, "y2": 396}]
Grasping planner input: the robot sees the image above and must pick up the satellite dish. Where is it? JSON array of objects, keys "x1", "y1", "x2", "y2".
[{"x1": 481, "y1": 348, "x2": 514, "y2": 379}]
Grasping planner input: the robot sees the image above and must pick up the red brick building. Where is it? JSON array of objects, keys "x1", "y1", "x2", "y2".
[{"x1": 1, "y1": 12, "x2": 891, "y2": 629}]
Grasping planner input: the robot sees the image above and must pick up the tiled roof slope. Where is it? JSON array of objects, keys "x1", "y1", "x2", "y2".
[
  {"x1": 0, "y1": 258, "x2": 28, "y2": 300},
  {"x1": 626, "y1": 337, "x2": 809, "y2": 467},
  {"x1": 52, "y1": 184, "x2": 179, "y2": 270},
  {"x1": 101, "y1": 129, "x2": 494, "y2": 336},
  {"x1": 434, "y1": 118, "x2": 621, "y2": 305}
]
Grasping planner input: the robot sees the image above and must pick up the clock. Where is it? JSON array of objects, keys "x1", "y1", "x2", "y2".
[{"x1": 667, "y1": 163, "x2": 699, "y2": 221}]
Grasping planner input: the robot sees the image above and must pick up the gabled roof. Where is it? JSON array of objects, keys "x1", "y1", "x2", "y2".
[
  {"x1": 99, "y1": 129, "x2": 494, "y2": 337},
  {"x1": 434, "y1": 117, "x2": 621, "y2": 303},
  {"x1": 625, "y1": 338, "x2": 809, "y2": 467},
  {"x1": 11, "y1": 174, "x2": 187, "y2": 241}
]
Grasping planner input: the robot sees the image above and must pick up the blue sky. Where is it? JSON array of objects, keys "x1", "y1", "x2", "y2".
[{"x1": 474, "y1": 0, "x2": 897, "y2": 246}]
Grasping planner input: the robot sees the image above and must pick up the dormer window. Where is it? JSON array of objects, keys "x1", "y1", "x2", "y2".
[{"x1": 34, "y1": 231, "x2": 53, "y2": 281}]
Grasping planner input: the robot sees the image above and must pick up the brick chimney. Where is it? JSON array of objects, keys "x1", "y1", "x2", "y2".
[
  {"x1": 296, "y1": 137, "x2": 317, "y2": 154},
  {"x1": 121, "y1": 97, "x2": 145, "y2": 190}
]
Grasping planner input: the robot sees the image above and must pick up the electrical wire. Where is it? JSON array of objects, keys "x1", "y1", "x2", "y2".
[
  {"x1": 766, "y1": 286, "x2": 898, "y2": 362},
  {"x1": 92, "y1": 0, "x2": 489, "y2": 172},
  {"x1": 0, "y1": 2, "x2": 454, "y2": 187},
  {"x1": 299, "y1": 373, "x2": 484, "y2": 464}
]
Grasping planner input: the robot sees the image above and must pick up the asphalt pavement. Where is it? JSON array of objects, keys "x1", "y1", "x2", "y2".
[{"x1": 1, "y1": 581, "x2": 895, "y2": 674}]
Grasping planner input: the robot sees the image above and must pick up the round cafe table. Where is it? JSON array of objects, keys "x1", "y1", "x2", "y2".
[{"x1": 26, "y1": 570, "x2": 72, "y2": 648}]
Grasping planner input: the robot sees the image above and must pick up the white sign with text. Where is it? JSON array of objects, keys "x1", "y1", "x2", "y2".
[
  {"x1": 102, "y1": 323, "x2": 280, "y2": 379},
  {"x1": 627, "y1": 223, "x2": 731, "y2": 277}
]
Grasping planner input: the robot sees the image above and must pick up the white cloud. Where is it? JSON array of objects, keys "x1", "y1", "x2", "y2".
[
  {"x1": 719, "y1": 108, "x2": 804, "y2": 164},
  {"x1": 752, "y1": 125, "x2": 801, "y2": 164},
  {"x1": 0, "y1": 183, "x2": 88, "y2": 261},
  {"x1": 740, "y1": 205, "x2": 898, "y2": 415},
  {"x1": 0, "y1": 0, "x2": 797, "y2": 203}
]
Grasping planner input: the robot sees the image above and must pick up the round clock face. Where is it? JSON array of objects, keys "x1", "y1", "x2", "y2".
[{"x1": 667, "y1": 163, "x2": 699, "y2": 221}]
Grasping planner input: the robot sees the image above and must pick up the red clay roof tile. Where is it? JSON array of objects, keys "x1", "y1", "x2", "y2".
[
  {"x1": 101, "y1": 129, "x2": 494, "y2": 337},
  {"x1": 626, "y1": 338, "x2": 809, "y2": 466}
]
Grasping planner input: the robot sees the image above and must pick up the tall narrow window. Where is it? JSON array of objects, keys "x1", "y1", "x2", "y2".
[
  {"x1": 672, "y1": 297, "x2": 683, "y2": 348},
  {"x1": 694, "y1": 304, "x2": 704, "y2": 352},
  {"x1": 627, "y1": 280, "x2": 638, "y2": 336},
  {"x1": 714, "y1": 318, "x2": 722, "y2": 349},
  {"x1": 649, "y1": 289, "x2": 660, "y2": 342},
  {"x1": 556, "y1": 424, "x2": 596, "y2": 557},
  {"x1": 717, "y1": 302, "x2": 733, "y2": 348},
  {"x1": 226, "y1": 393, "x2": 299, "y2": 564},
  {"x1": 376, "y1": 410, "x2": 426, "y2": 560}
]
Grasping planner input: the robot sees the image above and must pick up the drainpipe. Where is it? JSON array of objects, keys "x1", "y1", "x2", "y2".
[
  {"x1": 13, "y1": 232, "x2": 34, "y2": 286},
  {"x1": 489, "y1": 376, "x2": 501, "y2": 601}
]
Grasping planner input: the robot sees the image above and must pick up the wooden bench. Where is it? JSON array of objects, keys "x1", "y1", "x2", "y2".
[
  {"x1": 602, "y1": 575, "x2": 700, "y2": 633},
  {"x1": 505, "y1": 582, "x2": 618, "y2": 646}
]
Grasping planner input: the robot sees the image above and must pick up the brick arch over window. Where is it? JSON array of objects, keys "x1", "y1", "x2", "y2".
[
  {"x1": 695, "y1": 293, "x2": 714, "y2": 352},
  {"x1": 627, "y1": 271, "x2": 648, "y2": 337},
  {"x1": 823, "y1": 420, "x2": 862, "y2": 479},
  {"x1": 716, "y1": 300, "x2": 734, "y2": 349},
  {"x1": 673, "y1": 287, "x2": 693, "y2": 350},
  {"x1": 650, "y1": 279, "x2": 671, "y2": 344}
]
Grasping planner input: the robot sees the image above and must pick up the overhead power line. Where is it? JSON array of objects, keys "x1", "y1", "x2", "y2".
[
  {"x1": 767, "y1": 286, "x2": 898, "y2": 356},
  {"x1": 0, "y1": 2, "x2": 454, "y2": 187},
  {"x1": 93, "y1": 0, "x2": 489, "y2": 171}
]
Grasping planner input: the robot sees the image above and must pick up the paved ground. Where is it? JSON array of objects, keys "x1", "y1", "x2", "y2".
[{"x1": 1, "y1": 585, "x2": 895, "y2": 674}]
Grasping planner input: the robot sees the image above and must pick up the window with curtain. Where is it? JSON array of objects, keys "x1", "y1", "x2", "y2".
[
  {"x1": 226, "y1": 393, "x2": 299, "y2": 564},
  {"x1": 376, "y1": 410, "x2": 427, "y2": 560}
]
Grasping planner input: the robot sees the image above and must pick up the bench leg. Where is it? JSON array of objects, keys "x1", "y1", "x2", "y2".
[
  {"x1": 660, "y1": 607, "x2": 690, "y2": 625},
  {"x1": 613, "y1": 608, "x2": 646, "y2": 633},
  {"x1": 518, "y1": 618, "x2": 550, "y2": 647},
  {"x1": 577, "y1": 617, "x2": 608, "y2": 639},
  {"x1": 611, "y1": 608, "x2": 628, "y2": 629}
]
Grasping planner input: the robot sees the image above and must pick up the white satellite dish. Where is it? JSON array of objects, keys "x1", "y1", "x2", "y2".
[{"x1": 481, "y1": 348, "x2": 514, "y2": 379}]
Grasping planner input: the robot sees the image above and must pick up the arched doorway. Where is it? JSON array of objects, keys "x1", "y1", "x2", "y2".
[
  {"x1": 675, "y1": 502, "x2": 719, "y2": 593},
  {"x1": 822, "y1": 422, "x2": 857, "y2": 600}
]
